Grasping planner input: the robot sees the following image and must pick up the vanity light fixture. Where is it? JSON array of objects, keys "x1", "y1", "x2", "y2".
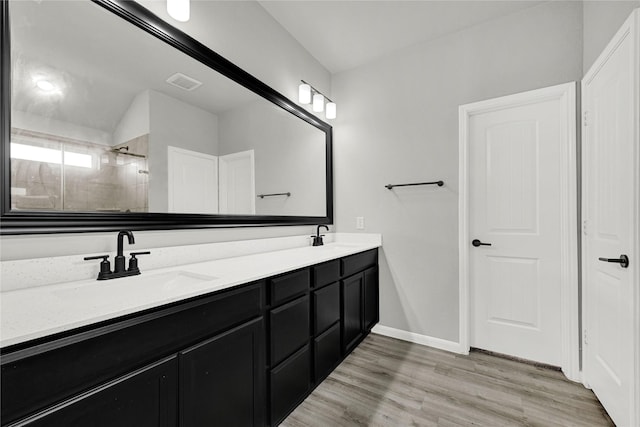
[
  {"x1": 312, "y1": 93, "x2": 324, "y2": 112},
  {"x1": 167, "y1": 0, "x2": 190, "y2": 22},
  {"x1": 325, "y1": 101, "x2": 337, "y2": 120},
  {"x1": 298, "y1": 83, "x2": 311, "y2": 104},
  {"x1": 298, "y1": 80, "x2": 336, "y2": 120}
]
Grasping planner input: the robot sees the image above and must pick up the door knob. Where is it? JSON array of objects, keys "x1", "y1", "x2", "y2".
[
  {"x1": 472, "y1": 239, "x2": 492, "y2": 247},
  {"x1": 598, "y1": 254, "x2": 629, "y2": 268}
]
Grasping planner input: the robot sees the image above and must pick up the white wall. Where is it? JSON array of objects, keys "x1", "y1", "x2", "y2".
[
  {"x1": 12, "y1": 111, "x2": 112, "y2": 146},
  {"x1": 113, "y1": 90, "x2": 150, "y2": 145},
  {"x1": 0, "y1": 0, "x2": 331, "y2": 261},
  {"x1": 332, "y1": 1, "x2": 584, "y2": 342},
  {"x1": 218, "y1": 100, "x2": 326, "y2": 217},
  {"x1": 583, "y1": 1, "x2": 640, "y2": 73},
  {"x1": 137, "y1": 0, "x2": 331, "y2": 105}
]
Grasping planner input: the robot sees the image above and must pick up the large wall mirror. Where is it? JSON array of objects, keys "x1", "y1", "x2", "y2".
[{"x1": 0, "y1": 0, "x2": 333, "y2": 234}]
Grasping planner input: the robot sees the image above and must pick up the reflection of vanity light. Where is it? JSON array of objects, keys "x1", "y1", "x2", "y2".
[
  {"x1": 167, "y1": 0, "x2": 190, "y2": 22},
  {"x1": 35, "y1": 79, "x2": 56, "y2": 92}
]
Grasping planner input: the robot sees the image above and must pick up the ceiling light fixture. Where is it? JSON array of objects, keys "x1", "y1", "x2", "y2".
[
  {"x1": 298, "y1": 80, "x2": 336, "y2": 120},
  {"x1": 167, "y1": 0, "x2": 190, "y2": 22},
  {"x1": 35, "y1": 79, "x2": 55, "y2": 92}
]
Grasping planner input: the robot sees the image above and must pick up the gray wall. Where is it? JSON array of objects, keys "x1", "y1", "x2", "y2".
[
  {"x1": 583, "y1": 1, "x2": 640, "y2": 72},
  {"x1": 0, "y1": 0, "x2": 331, "y2": 261},
  {"x1": 113, "y1": 91, "x2": 150, "y2": 145},
  {"x1": 218, "y1": 100, "x2": 326, "y2": 217},
  {"x1": 332, "y1": 1, "x2": 584, "y2": 342}
]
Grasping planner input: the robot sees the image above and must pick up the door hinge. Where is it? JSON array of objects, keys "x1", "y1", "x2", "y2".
[
  {"x1": 583, "y1": 111, "x2": 589, "y2": 127},
  {"x1": 583, "y1": 219, "x2": 588, "y2": 236},
  {"x1": 583, "y1": 329, "x2": 588, "y2": 346}
]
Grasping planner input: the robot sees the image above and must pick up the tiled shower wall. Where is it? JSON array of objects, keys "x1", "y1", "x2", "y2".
[{"x1": 10, "y1": 129, "x2": 149, "y2": 212}]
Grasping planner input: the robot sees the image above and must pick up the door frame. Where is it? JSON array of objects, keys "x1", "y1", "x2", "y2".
[
  {"x1": 581, "y1": 8, "x2": 640, "y2": 423},
  {"x1": 458, "y1": 82, "x2": 580, "y2": 381}
]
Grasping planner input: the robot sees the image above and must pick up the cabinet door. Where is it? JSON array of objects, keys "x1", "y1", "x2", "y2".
[
  {"x1": 342, "y1": 273, "x2": 364, "y2": 353},
  {"x1": 18, "y1": 356, "x2": 177, "y2": 427},
  {"x1": 270, "y1": 344, "x2": 310, "y2": 425},
  {"x1": 363, "y1": 267, "x2": 379, "y2": 331},
  {"x1": 179, "y1": 317, "x2": 265, "y2": 427},
  {"x1": 314, "y1": 322, "x2": 341, "y2": 382}
]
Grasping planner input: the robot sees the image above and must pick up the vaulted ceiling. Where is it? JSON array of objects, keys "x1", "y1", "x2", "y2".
[{"x1": 258, "y1": 0, "x2": 545, "y2": 73}]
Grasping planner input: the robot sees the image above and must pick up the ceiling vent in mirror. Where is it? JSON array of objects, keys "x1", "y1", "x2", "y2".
[{"x1": 166, "y1": 73, "x2": 202, "y2": 91}]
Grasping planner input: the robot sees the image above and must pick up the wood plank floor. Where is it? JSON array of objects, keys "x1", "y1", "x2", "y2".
[{"x1": 282, "y1": 333, "x2": 614, "y2": 427}]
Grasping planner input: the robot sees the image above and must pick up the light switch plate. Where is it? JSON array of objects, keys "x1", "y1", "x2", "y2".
[{"x1": 356, "y1": 216, "x2": 365, "y2": 230}]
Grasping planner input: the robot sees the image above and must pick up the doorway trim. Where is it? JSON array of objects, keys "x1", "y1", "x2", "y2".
[{"x1": 458, "y1": 82, "x2": 580, "y2": 381}]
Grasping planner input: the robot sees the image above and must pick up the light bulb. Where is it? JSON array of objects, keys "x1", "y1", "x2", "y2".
[
  {"x1": 313, "y1": 93, "x2": 324, "y2": 112},
  {"x1": 298, "y1": 83, "x2": 311, "y2": 104},
  {"x1": 35, "y1": 79, "x2": 55, "y2": 92},
  {"x1": 167, "y1": 0, "x2": 190, "y2": 22},
  {"x1": 325, "y1": 102, "x2": 336, "y2": 120}
]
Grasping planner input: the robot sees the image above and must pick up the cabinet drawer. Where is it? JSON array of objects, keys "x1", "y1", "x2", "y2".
[
  {"x1": 270, "y1": 295, "x2": 310, "y2": 366},
  {"x1": 313, "y1": 282, "x2": 340, "y2": 335},
  {"x1": 314, "y1": 322, "x2": 341, "y2": 383},
  {"x1": 341, "y1": 249, "x2": 377, "y2": 277},
  {"x1": 270, "y1": 345, "x2": 310, "y2": 426},
  {"x1": 312, "y1": 260, "x2": 340, "y2": 289},
  {"x1": 1, "y1": 282, "x2": 264, "y2": 426},
  {"x1": 269, "y1": 269, "x2": 310, "y2": 305}
]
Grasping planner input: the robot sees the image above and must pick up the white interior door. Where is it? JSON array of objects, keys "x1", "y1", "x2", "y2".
[
  {"x1": 465, "y1": 84, "x2": 576, "y2": 367},
  {"x1": 219, "y1": 150, "x2": 255, "y2": 215},
  {"x1": 167, "y1": 146, "x2": 218, "y2": 214},
  {"x1": 582, "y1": 9, "x2": 638, "y2": 426}
]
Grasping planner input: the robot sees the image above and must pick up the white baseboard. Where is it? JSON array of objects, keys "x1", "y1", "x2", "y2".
[{"x1": 371, "y1": 324, "x2": 467, "y2": 354}]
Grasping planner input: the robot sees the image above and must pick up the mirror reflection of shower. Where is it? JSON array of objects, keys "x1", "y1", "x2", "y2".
[{"x1": 10, "y1": 129, "x2": 149, "y2": 212}]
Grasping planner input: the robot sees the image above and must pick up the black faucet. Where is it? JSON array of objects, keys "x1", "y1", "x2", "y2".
[
  {"x1": 84, "y1": 230, "x2": 150, "y2": 280},
  {"x1": 311, "y1": 225, "x2": 329, "y2": 246},
  {"x1": 115, "y1": 230, "x2": 135, "y2": 273}
]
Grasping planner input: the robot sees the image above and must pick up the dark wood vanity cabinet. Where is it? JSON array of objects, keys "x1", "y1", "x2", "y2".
[
  {"x1": 363, "y1": 266, "x2": 380, "y2": 331},
  {"x1": 342, "y1": 273, "x2": 365, "y2": 353},
  {"x1": 268, "y1": 269, "x2": 311, "y2": 426},
  {"x1": 311, "y1": 260, "x2": 341, "y2": 383},
  {"x1": 18, "y1": 356, "x2": 178, "y2": 427},
  {"x1": 0, "y1": 249, "x2": 379, "y2": 427},
  {"x1": 179, "y1": 317, "x2": 265, "y2": 427},
  {"x1": 342, "y1": 250, "x2": 379, "y2": 353},
  {"x1": 1, "y1": 281, "x2": 265, "y2": 427}
]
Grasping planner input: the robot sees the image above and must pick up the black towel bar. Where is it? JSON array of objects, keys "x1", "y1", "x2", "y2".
[
  {"x1": 257, "y1": 192, "x2": 291, "y2": 199},
  {"x1": 385, "y1": 181, "x2": 444, "y2": 190}
]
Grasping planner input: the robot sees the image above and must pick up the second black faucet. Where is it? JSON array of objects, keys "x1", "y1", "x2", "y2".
[{"x1": 311, "y1": 225, "x2": 329, "y2": 246}]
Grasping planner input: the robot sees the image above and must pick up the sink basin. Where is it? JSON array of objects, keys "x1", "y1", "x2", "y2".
[
  {"x1": 324, "y1": 243, "x2": 360, "y2": 250},
  {"x1": 53, "y1": 270, "x2": 218, "y2": 302},
  {"x1": 131, "y1": 270, "x2": 218, "y2": 290}
]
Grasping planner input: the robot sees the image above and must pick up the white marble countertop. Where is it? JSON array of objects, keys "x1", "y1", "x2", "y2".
[{"x1": 0, "y1": 237, "x2": 381, "y2": 348}]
